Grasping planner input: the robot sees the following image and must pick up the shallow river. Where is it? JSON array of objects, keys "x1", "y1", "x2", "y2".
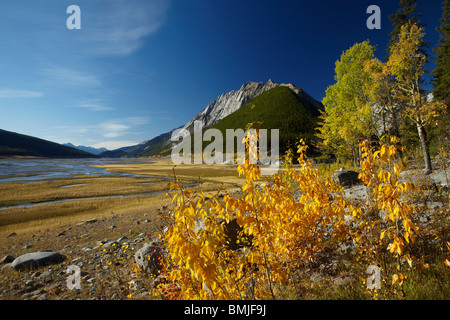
[
  {"x1": 0, "y1": 158, "x2": 151, "y2": 183},
  {"x1": 0, "y1": 158, "x2": 173, "y2": 210}
]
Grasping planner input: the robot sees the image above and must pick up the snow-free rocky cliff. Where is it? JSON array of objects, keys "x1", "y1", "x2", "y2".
[
  {"x1": 181, "y1": 79, "x2": 324, "y2": 135},
  {"x1": 120, "y1": 80, "x2": 324, "y2": 157}
]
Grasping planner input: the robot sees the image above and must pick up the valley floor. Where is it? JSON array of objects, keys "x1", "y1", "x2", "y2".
[{"x1": 0, "y1": 160, "x2": 448, "y2": 300}]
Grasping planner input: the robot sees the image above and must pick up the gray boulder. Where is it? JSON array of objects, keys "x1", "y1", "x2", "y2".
[
  {"x1": 332, "y1": 170, "x2": 360, "y2": 187},
  {"x1": 11, "y1": 251, "x2": 66, "y2": 271},
  {"x1": 0, "y1": 255, "x2": 15, "y2": 264},
  {"x1": 134, "y1": 244, "x2": 165, "y2": 277}
]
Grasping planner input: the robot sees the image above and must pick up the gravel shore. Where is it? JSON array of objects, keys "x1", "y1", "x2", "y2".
[{"x1": 0, "y1": 207, "x2": 170, "y2": 300}]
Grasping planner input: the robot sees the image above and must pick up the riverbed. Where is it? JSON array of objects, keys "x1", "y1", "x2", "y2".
[{"x1": 0, "y1": 158, "x2": 152, "y2": 182}]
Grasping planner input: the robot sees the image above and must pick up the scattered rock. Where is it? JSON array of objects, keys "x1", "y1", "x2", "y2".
[
  {"x1": 7, "y1": 232, "x2": 17, "y2": 238},
  {"x1": 309, "y1": 272, "x2": 325, "y2": 283},
  {"x1": 0, "y1": 255, "x2": 15, "y2": 264},
  {"x1": 332, "y1": 170, "x2": 360, "y2": 187},
  {"x1": 31, "y1": 271, "x2": 41, "y2": 278},
  {"x1": 2, "y1": 263, "x2": 13, "y2": 270},
  {"x1": 25, "y1": 279, "x2": 35, "y2": 287},
  {"x1": 134, "y1": 243, "x2": 165, "y2": 277},
  {"x1": 332, "y1": 273, "x2": 357, "y2": 287},
  {"x1": 128, "y1": 279, "x2": 143, "y2": 291},
  {"x1": 11, "y1": 251, "x2": 67, "y2": 271},
  {"x1": 101, "y1": 241, "x2": 122, "y2": 249},
  {"x1": 21, "y1": 288, "x2": 46, "y2": 300},
  {"x1": 77, "y1": 218, "x2": 98, "y2": 226},
  {"x1": 419, "y1": 214, "x2": 430, "y2": 223}
]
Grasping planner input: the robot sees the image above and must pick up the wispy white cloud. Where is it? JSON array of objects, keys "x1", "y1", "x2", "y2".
[
  {"x1": 98, "y1": 117, "x2": 149, "y2": 138},
  {"x1": 87, "y1": 0, "x2": 170, "y2": 56},
  {"x1": 78, "y1": 103, "x2": 113, "y2": 111},
  {"x1": 53, "y1": 117, "x2": 149, "y2": 149},
  {"x1": 99, "y1": 121, "x2": 130, "y2": 138},
  {"x1": 54, "y1": 125, "x2": 91, "y2": 135},
  {"x1": 0, "y1": 90, "x2": 43, "y2": 98},
  {"x1": 43, "y1": 66, "x2": 101, "y2": 87}
]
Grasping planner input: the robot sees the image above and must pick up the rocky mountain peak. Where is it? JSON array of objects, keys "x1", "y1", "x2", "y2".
[
  {"x1": 122, "y1": 79, "x2": 324, "y2": 158},
  {"x1": 180, "y1": 79, "x2": 318, "y2": 135}
]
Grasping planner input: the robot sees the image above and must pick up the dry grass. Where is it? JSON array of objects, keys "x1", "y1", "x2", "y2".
[
  {"x1": 0, "y1": 159, "x2": 246, "y2": 238},
  {"x1": 94, "y1": 158, "x2": 245, "y2": 183}
]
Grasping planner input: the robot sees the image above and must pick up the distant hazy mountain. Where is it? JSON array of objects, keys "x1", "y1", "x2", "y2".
[
  {"x1": 0, "y1": 129, "x2": 97, "y2": 158},
  {"x1": 124, "y1": 127, "x2": 182, "y2": 158},
  {"x1": 63, "y1": 143, "x2": 108, "y2": 155},
  {"x1": 97, "y1": 141, "x2": 148, "y2": 158},
  {"x1": 106, "y1": 80, "x2": 324, "y2": 158}
]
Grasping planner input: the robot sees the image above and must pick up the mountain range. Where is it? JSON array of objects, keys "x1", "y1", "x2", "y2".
[
  {"x1": 0, "y1": 80, "x2": 323, "y2": 159},
  {"x1": 0, "y1": 129, "x2": 96, "y2": 158},
  {"x1": 63, "y1": 143, "x2": 107, "y2": 155},
  {"x1": 105, "y1": 79, "x2": 324, "y2": 158}
]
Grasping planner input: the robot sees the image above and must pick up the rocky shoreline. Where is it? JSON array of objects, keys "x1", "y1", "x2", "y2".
[
  {"x1": 0, "y1": 208, "x2": 170, "y2": 300},
  {"x1": 1, "y1": 166, "x2": 448, "y2": 300}
]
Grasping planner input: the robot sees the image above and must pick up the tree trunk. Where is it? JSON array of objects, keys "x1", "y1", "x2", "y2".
[
  {"x1": 417, "y1": 123, "x2": 432, "y2": 174},
  {"x1": 390, "y1": 107, "x2": 403, "y2": 159}
]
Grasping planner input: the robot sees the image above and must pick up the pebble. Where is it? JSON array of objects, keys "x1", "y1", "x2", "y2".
[
  {"x1": 0, "y1": 255, "x2": 15, "y2": 264},
  {"x1": 0, "y1": 208, "x2": 170, "y2": 300},
  {"x1": 25, "y1": 280, "x2": 35, "y2": 287}
]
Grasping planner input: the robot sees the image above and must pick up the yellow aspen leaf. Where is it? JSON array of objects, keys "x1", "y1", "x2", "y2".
[
  {"x1": 380, "y1": 146, "x2": 386, "y2": 157},
  {"x1": 405, "y1": 253, "x2": 413, "y2": 267},
  {"x1": 409, "y1": 232, "x2": 416, "y2": 243},
  {"x1": 391, "y1": 274, "x2": 399, "y2": 285},
  {"x1": 396, "y1": 243, "x2": 403, "y2": 255},
  {"x1": 445, "y1": 259, "x2": 450, "y2": 267},
  {"x1": 393, "y1": 206, "x2": 400, "y2": 219},
  {"x1": 404, "y1": 231, "x2": 410, "y2": 244}
]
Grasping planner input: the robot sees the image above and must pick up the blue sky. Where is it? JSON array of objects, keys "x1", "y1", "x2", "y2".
[{"x1": 0, "y1": 0, "x2": 444, "y2": 150}]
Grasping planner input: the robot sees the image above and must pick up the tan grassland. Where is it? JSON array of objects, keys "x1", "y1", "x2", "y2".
[{"x1": 0, "y1": 159, "x2": 245, "y2": 238}]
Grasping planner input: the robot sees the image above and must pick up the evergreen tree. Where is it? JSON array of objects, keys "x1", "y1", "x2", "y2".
[
  {"x1": 433, "y1": 0, "x2": 450, "y2": 104},
  {"x1": 388, "y1": 0, "x2": 427, "y2": 58},
  {"x1": 382, "y1": 0, "x2": 428, "y2": 156},
  {"x1": 387, "y1": 23, "x2": 446, "y2": 174},
  {"x1": 431, "y1": 0, "x2": 450, "y2": 175}
]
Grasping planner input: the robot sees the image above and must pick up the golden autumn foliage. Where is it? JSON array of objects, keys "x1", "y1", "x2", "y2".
[
  {"x1": 158, "y1": 138, "x2": 350, "y2": 299},
  {"x1": 156, "y1": 134, "x2": 448, "y2": 300}
]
